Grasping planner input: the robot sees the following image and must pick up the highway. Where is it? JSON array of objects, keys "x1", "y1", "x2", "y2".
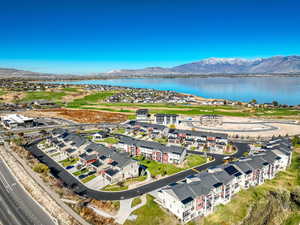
[
  {"x1": 26, "y1": 140, "x2": 250, "y2": 201},
  {"x1": 0, "y1": 151, "x2": 56, "y2": 225}
]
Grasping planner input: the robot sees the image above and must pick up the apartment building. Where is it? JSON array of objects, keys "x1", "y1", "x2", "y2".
[{"x1": 156, "y1": 138, "x2": 292, "y2": 223}]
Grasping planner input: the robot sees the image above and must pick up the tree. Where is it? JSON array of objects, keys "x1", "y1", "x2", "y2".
[
  {"x1": 33, "y1": 163, "x2": 49, "y2": 175},
  {"x1": 250, "y1": 99, "x2": 257, "y2": 104},
  {"x1": 292, "y1": 136, "x2": 300, "y2": 147},
  {"x1": 272, "y1": 101, "x2": 279, "y2": 107}
]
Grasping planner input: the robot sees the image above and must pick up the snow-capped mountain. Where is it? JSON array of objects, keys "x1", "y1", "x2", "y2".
[{"x1": 106, "y1": 56, "x2": 300, "y2": 75}]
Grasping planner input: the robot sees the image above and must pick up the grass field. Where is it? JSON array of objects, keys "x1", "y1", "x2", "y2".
[
  {"x1": 69, "y1": 101, "x2": 300, "y2": 118},
  {"x1": 102, "y1": 176, "x2": 147, "y2": 191},
  {"x1": 98, "y1": 137, "x2": 119, "y2": 144},
  {"x1": 62, "y1": 87, "x2": 79, "y2": 92},
  {"x1": 186, "y1": 154, "x2": 207, "y2": 167},
  {"x1": 0, "y1": 90, "x2": 6, "y2": 96},
  {"x1": 67, "y1": 91, "x2": 116, "y2": 108},
  {"x1": 131, "y1": 197, "x2": 142, "y2": 207},
  {"x1": 124, "y1": 195, "x2": 179, "y2": 225},
  {"x1": 21, "y1": 91, "x2": 66, "y2": 102},
  {"x1": 134, "y1": 154, "x2": 207, "y2": 177}
]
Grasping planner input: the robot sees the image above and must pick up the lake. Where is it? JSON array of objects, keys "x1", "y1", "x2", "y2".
[{"x1": 58, "y1": 76, "x2": 300, "y2": 105}]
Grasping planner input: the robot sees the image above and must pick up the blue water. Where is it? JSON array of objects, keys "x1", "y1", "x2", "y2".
[{"x1": 58, "y1": 76, "x2": 300, "y2": 105}]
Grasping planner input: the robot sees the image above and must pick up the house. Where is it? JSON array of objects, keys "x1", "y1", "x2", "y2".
[
  {"x1": 0, "y1": 114, "x2": 35, "y2": 129},
  {"x1": 126, "y1": 121, "x2": 169, "y2": 137},
  {"x1": 136, "y1": 109, "x2": 150, "y2": 121},
  {"x1": 92, "y1": 131, "x2": 109, "y2": 141},
  {"x1": 154, "y1": 114, "x2": 179, "y2": 125}
]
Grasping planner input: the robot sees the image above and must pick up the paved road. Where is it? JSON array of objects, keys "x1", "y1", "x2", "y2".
[
  {"x1": 186, "y1": 121, "x2": 279, "y2": 133},
  {"x1": 0, "y1": 122, "x2": 119, "y2": 135},
  {"x1": 0, "y1": 154, "x2": 56, "y2": 225},
  {"x1": 25, "y1": 140, "x2": 249, "y2": 201}
]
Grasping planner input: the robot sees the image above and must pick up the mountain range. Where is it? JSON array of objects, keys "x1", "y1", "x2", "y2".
[
  {"x1": 106, "y1": 55, "x2": 300, "y2": 75},
  {"x1": 1, "y1": 55, "x2": 300, "y2": 79}
]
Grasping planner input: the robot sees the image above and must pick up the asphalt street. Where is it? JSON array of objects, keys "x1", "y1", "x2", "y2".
[
  {"x1": 26, "y1": 140, "x2": 250, "y2": 201},
  {"x1": 0, "y1": 153, "x2": 56, "y2": 225}
]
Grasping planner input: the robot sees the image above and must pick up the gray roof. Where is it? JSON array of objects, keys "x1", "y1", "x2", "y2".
[
  {"x1": 118, "y1": 135, "x2": 186, "y2": 155},
  {"x1": 169, "y1": 128, "x2": 228, "y2": 139},
  {"x1": 63, "y1": 133, "x2": 86, "y2": 148},
  {"x1": 110, "y1": 152, "x2": 135, "y2": 168},
  {"x1": 127, "y1": 121, "x2": 166, "y2": 131},
  {"x1": 52, "y1": 128, "x2": 68, "y2": 136}
]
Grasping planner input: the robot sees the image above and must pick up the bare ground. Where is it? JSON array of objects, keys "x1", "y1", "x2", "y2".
[{"x1": 21, "y1": 108, "x2": 128, "y2": 124}]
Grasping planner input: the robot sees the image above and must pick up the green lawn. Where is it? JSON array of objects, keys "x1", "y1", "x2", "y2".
[
  {"x1": 59, "y1": 158, "x2": 79, "y2": 167},
  {"x1": 134, "y1": 156, "x2": 184, "y2": 177},
  {"x1": 134, "y1": 155, "x2": 207, "y2": 177},
  {"x1": 82, "y1": 102, "x2": 300, "y2": 117},
  {"x1": 185, "y1": 154, "x2": 207, "y2": 167},
  {"x1": 101, "y1": 176, "x2": 147, "y2": 192},
  {"x1": 82, "y1": 175, "x2": 96, "y2": 183},
  {"x1": 67, "y1": 91, "x2": 116, "y2": 108},
  {"x1": 153, "y1": 138, "x2": 168, "y2": 145},
  {"x1": 0, "y1": 90, "x2": 6, "y2": 96},
  {"x1": 73, "y1": 168, "x2": 89, "y2": 176},
  {"x1": 99, "y1": 137, "x2": 119, "y2": 144},
  {"x1": 21, "y1": 91, "x2": 66, "y2": 102},
  {"x1": 124, "y1": 195, "x2": 178, "y2": 225},
  {"x1": 112, "y1": 128, "x2": 126, "y2": 134},
  {"x1": 131, "y1": 197, "x2": 142, "y2": 207},
  {"x1": 62, "y1": 87, "x2": 79, "y2": 92},
  {"x1": 102, "y1": 184, "x2": 129, "y2": 191}
]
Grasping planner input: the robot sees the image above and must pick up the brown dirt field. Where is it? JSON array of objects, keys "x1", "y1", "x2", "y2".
[
  {"x1": 21, "y1": 108, "x2": 128, "y2": 124},
  {"x1": 1, "y1": 92, "x2": 26, "y2": 102}
]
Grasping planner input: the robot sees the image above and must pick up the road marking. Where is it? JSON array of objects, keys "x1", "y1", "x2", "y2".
[{"x1": 192, "y1": 168, "x2": 202, "y2": 173}]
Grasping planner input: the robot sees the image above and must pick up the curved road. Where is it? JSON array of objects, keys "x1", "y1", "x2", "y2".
[{"x1": 25, "y1": 140, "x2": 249, "y2": 201}]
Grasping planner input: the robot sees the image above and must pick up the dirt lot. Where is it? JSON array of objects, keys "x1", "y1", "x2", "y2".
[
  {"x1": 22, "y1": 108, "x2": 128, "y2": 124},
  {"x1": 1, "y1": 91, "x2": 26, "y2": 102}
]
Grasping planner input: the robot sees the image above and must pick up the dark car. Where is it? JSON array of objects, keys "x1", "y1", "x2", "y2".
[
  {"x1": 65, "y1": 165, "x2": 74, "y2": 170},
  {"x1": 87, "y1": 171, "x2": 96, "y2": 176},
  {"x1": 78, "y1": 174, "x2": 87, "y2": 179}
]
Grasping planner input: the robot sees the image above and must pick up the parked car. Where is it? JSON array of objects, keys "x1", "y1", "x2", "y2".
[
  {"x1": 78, "y1": 174, "x2": 87, "y2": 179},
  {"x1": 66, "y1": 165, "x2": 74, "y2": 170}
]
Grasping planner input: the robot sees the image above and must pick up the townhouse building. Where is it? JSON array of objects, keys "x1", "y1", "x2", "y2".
[
  {"x1": 48, "y1": 129, "x2": 139, "y2": 185},
  {"x1": 154, "y1": 114, "x2": 179, "y2": 125},
  {"x1": 126, "y1": 120, "x2": 169, "y2": 138},
  {"x1": 136, "y1": 109, "x2": 150, "y2": 121},
  {"x1": 168, "y1": 129, "x2": 228, "y2": 153},
  {"x1": 115, "y1": 135, "x2": 187, "y2": 164},
  {"x1": 156, "y1": 138, "x2": 292, "y2": 223}
]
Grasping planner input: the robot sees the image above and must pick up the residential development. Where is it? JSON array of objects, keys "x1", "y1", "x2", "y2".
[{"x1": 156, "y1": 138, "x2": 292, "y2": 223}]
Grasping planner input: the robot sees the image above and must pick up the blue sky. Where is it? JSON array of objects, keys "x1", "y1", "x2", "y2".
[{"x1": 1, "y1": 0, "x2": 300, "y2": 74}]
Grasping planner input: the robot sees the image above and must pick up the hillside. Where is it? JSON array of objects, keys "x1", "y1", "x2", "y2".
[{"x1": 107, "y1": 56, "x2": 300, "y2": 75}]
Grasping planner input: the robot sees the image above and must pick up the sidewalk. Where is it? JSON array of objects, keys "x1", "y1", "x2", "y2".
[{"x1": 115, "y1": 195, "x2": 147, "y2": 224}]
